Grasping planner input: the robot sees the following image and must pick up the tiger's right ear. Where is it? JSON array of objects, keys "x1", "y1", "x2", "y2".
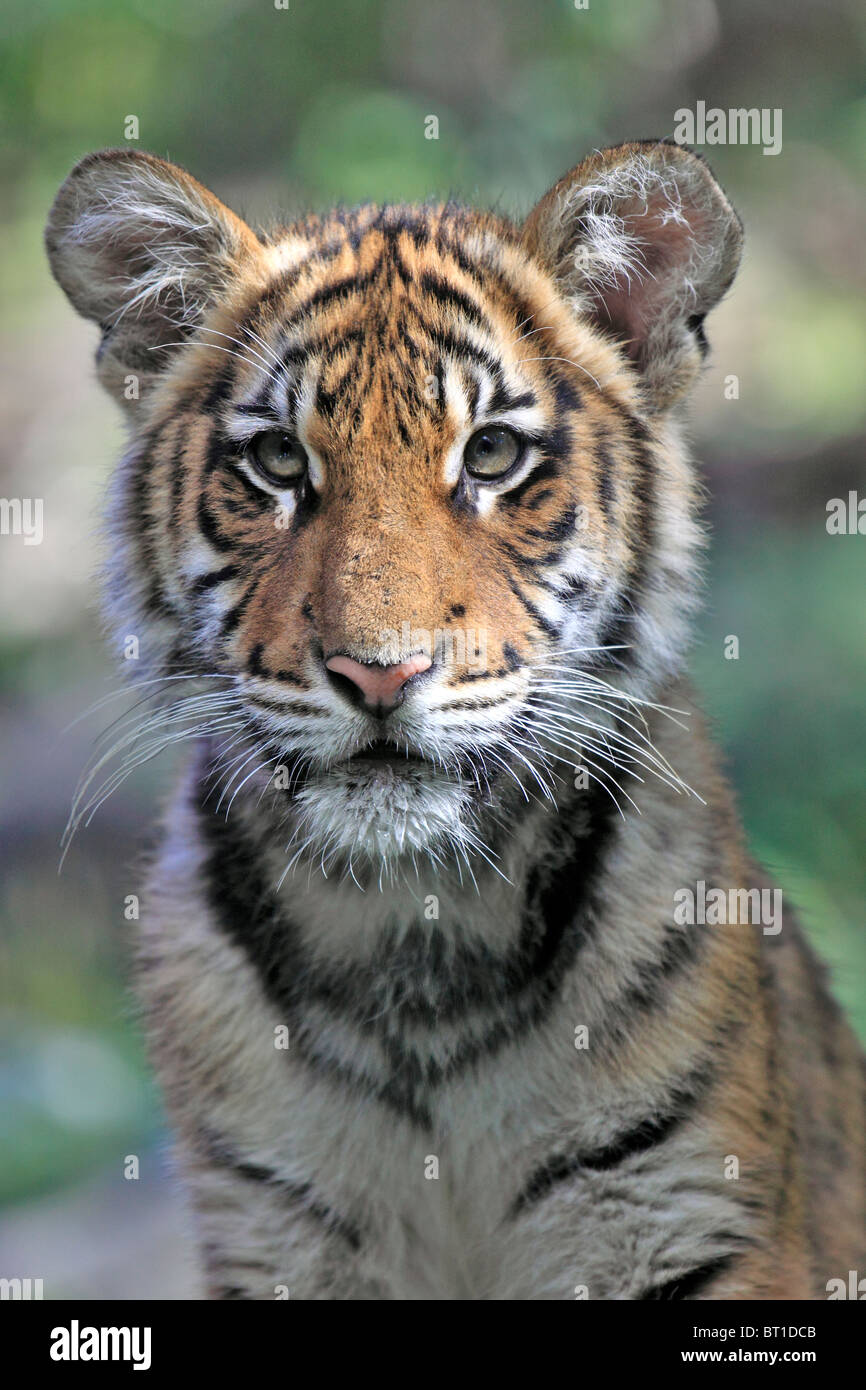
[
  {"x1": 523, "y1": 141, "x2": 742, "y2": 412},
  {"x1": 45, "y1": 149, "x2": 263, "y2": 398}
]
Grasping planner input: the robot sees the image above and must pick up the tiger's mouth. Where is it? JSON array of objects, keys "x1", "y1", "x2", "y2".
[
  {"x1": 341, "y1": 739, "x2": 430, "y2": 768},
  {"x1": 336, "y1": 738, "x2": 483, "y2": 784}
]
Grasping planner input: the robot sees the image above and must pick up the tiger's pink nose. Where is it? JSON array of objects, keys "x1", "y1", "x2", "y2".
[{"x1": 325, "y1": 652, "x2": 432, "y2": 712}]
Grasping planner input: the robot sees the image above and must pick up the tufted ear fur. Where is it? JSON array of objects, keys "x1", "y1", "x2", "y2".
[
  {"x1": 523, "y1": 140, "x2": 743, "y2": 411},
  {"x1": 45, "y1": 149, "x2": 263, "y2": 400}
]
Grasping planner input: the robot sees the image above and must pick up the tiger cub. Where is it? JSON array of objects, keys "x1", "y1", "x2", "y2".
[{"x1": 46, "y1": 140, "x2": 865, "y2": 1300}]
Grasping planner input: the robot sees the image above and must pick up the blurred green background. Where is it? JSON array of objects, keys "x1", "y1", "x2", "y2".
[{"x1": 1, "y1": 0, "x2": 864, "y2": 1296}]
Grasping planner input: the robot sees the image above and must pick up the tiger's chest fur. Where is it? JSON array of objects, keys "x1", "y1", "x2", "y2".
[
  {"x1": 139, "y1": 740, "x2": 740, "y2": 1300},
  {"x1": 47, "y1": 139, "x2": 866, "y2": 1299},
  {"x1": 136, "y1": 702, "x2": 864, "y2": 1301}
]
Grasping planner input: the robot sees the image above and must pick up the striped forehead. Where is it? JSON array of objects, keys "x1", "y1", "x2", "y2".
[{"x1": 223, "y1": 211, "x2": 555, "y2": 454}]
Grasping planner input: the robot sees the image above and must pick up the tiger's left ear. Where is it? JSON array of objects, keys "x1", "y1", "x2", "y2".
[
  {"x1": 523, "y1": 140, "x2": 743, "y2": 411},
  {"x1": 45, "y1": 149, "x2": 264, "y2": 399}
]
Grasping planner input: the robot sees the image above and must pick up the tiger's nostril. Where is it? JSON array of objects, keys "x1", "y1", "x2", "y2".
[{"x1": 325, "y1": 653, "x2": 432, "y2": 714}]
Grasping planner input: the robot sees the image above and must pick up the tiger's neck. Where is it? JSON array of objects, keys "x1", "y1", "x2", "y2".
[
  {"x1": 181, "y1": 683, "x2": 730, "y2": 1127},
  {"x1": 195, "y1": 721, "x2": 617, "y2": 964},
  {"x1": 189, "y1": 745, "x2": 619, "y2": 1128}
]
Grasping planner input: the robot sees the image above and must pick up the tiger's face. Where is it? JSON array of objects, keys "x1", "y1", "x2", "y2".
[{"x1": 47, "y1": 143, "x2": 741, "y2": 871}]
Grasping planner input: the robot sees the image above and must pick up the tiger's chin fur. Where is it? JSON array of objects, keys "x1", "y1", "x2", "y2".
[
  {"x1": 47, "y1": 140, "x2": 866, "y2": 1301},
  {"x1": 291, "y1": 759, "x2": 475, "y2": 869}
]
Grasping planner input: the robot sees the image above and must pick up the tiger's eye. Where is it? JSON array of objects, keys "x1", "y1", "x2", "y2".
[
  {"x1": 463, "y1": 426, "x2": 522, "y2": 479},
  {"x1": 248, "y1": 430, "x2": 308, "y2": 484}
]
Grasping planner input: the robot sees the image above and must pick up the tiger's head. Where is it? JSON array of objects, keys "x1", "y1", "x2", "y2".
[{"x1": 47, "y1": 142, "x2": 741, "y2": 876}]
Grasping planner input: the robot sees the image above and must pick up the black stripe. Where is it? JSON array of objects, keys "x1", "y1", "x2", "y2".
[
  {"x1": 527, "y1": 504, "x2": 578, "y2": 543},
  {"x1": 502, "y1": 641, "x2": 523, "y2": 671},
  {"x1": 166, "y1": 416, "x2": 188, "y2": 554},
  {"x1": 590, "y1": 923, "x2": 705, "y2": 1054},
  {"x1": 202, "y1": 360, "x2": 236, "y2": 413},
  {"x1": 315, "y1": 379, "x2": 339, "y2": 420},
  {"x1": 247, "y1": 641, "x2": 269, "y2": 677},
  {"x1": 524, "y1": 488, "x2": 555, "y2": 511},
  {"x1": 499, "y1": 461, "x2": 562, "y2": 510},
  {"x1": 188, "y1": 564, "x2": 238, "y2": 598},
  {"x1": 454, "y1": 668, "x2": 506, "y2": 684},
  {"x1": 230, "y1": 465, "x2": 274, "y2": 507},
  {"x1": 197, "y1": 1129, "x2": 361, "y2": 1252},
  {"x1": 435, "y1": 226, "x2": 490, "y2": 286},
  {"x1": 125, "y1": 429, "x2": 176, "y2": 619},
  {"x1": 249, "y1": 696, "x2": 324, "y2": 718},
  {"x1": 487, "y1": 384, "x2": 537, "y2": 414},
  {"x1": 553, "y1": 374, "x2": 583, "y2": 414},
  {"x1": 219, "y1": 574, "x2": 261, "y2": 641},
  {"x1": 269, "y1": 325, "x2": 369, "y2": 401},
  {"x1": 418, "y1": 271, "x2": 491, "y2": 332},
  {"x1": 504, "y1": 572, "x2": 560, "y2": 637},
  {"x1": 394, "y1": 410, "x2": 412, "y2": 449},
  {"x1": 464, "y1": 368, "x2": 481, "y2": 418},
  {"x1": 435, "y1": 226, "x2": 542, "y2": 341},
  {"x1": 197, "y1": 434, "x2": 241, "y2": 554},
  {"x1": 235, "y1": 250, "x2": 324, "y2": 335},
  {"x1": 594, "y1": 405, "x2": 656, "y2": 672},
  {"x1": 595, "y1": 427, "x2": 655, "y2": 670},
  {"x1": 436, "y1": 694, "x2": 510, "y2": 710},
  {"x1": 597, "y1": 444, "x2": 617, "y2": 519},
  {"x1": 499, "y1": 538, "x2": 564, "y2": 581},
  {"x1": 278, "y1": 266, "x2": 381, "y2": 338},
  {"x1": 424, "y1": 326, "x2": 503, "y2": 380},
  {"x1": 512, "y1": 1061, "x2": 715, "y2": 1214},
  {"x1": 274, "y1": 666, "x2": 308, "y2": 686}
]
